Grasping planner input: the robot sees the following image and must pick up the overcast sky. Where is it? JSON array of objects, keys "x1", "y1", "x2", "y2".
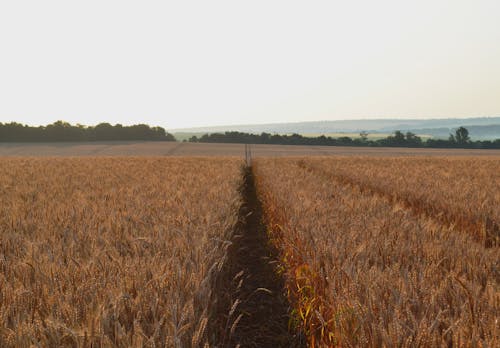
[{"x1": 1, "y1": 1, "x2": 499, "y2": 129}]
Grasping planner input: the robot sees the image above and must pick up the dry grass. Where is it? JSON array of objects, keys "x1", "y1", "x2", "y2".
[
  {"x1": 0, "y1": 157, "x2": 242, "y2": 347},
  {"x1": 254, "y1": 157, "x2": 499, "y2": 347}
]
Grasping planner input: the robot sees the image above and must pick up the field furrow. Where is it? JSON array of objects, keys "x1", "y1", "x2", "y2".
[{"x1": 207, "y1": 166, "x2": 302, "y2": 347}]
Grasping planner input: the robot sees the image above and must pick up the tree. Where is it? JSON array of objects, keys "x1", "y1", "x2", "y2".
[
  {"x1": 393, "y1": 131, "x2": 405, "y2": 143},
  {"x1": 405, "y1": 132, "x2": 422, "y2": 146},
  {"x1": 359, "y1": 131, "x2": 368, "y2": 142},
  {"x1": 454, "y1": 126, "x2": 470, "y2": 144},
  {"x1": 449, "y1": 127, "x2": 470, "y2": 145},
  {"x1": 379, "y1": 130, "x2": 406, "y2": 146},
  {"x1": 0, "y1": 121, "x2": 176, "y2": 142},
  {"x1": 94, "y1": 122, "x2": 115, "y2": 140}
]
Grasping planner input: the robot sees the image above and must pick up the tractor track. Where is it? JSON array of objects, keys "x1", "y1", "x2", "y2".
[{"x1": 207, "y1": 165, "x2": 303, "y2": 347}]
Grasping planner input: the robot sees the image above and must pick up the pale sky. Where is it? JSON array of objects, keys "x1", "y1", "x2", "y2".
[{"x1": 1, "y1": 1, "x2": 499, "y2": 129}]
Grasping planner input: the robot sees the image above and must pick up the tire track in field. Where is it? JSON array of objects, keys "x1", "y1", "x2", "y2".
[
  {"x1": 297, "y1": 160, "x2": 499, "y2": 248},
  {"x1": 89, "y1": 144, "x2": 116, "y2": 155},
  {"x1": 207, "y1": 166, "x2": 303, "y2": 347},
  {"x1": 163, "y1": 142, "x2": 184, "y2": 156}
]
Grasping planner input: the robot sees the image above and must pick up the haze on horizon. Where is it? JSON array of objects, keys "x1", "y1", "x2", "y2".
[{"x1": 1, "y1": 1, "x2": 499, "y2": 130}]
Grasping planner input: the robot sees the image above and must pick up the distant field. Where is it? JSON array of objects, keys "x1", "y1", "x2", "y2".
[
  {"x1": 172, "y1": 132, "x2": 206, "y2": 141},
  {"x1": 301, "y1": 132, "x2": 433, "y2": 139},
  {"x1": 173, "y1": 132, "x2": 434, "y2": 141},
  {"x1": 1, "y1": 141, "x2": 499, "y2": 157}
]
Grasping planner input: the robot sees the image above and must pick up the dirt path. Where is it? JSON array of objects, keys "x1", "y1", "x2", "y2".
[
  {"x1": 208, "y1": 166, "x2": 303, "y2": 347},
  {"x1": 163, "y1": 142, "x2": 184, "y2": 155}
]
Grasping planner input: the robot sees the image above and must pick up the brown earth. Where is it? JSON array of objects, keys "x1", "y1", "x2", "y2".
[
  {"x1": 208, "y1": 166, "x2": 304, "y2": 347},
  {"x1": 1, "y1": 141, "x2": 500, "y2": 157}
]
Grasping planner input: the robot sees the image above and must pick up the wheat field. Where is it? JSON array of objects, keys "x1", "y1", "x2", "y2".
[
  {"x1": 0, "y1": 157, "x2": 242, "y2": 347},
  {"x1": 0, "y1": 155, "x2": 498, "y2": 347},
  {"x1": 254, "y1": 157, "x2": 499, "y2": 347},
  {"x1": 297, "y1": 157, "x2": 500, "y2": 246}
]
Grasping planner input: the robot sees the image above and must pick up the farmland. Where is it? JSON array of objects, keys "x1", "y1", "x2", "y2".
[
  {"x1": 296, "y1": 157, "x2": 500, "y2": 246},
  {"x1": 0, "y1": 158, "x2": 243, "y2": 347},
  {"x1": 0, "y1": 154, "x2": 498, "y2": 347},
  {"x1": 1, "y1": 141, "x2": 500, "y2": 157},
  {"x1": 254, "y1": 157, "x2": 499, "y2": 346}
]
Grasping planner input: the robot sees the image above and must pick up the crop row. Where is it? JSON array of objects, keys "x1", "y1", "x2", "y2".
[
  {"x1": 297, "y1": 157, "x2": 499, "y2": 247},
  {"x1": 254, "y1": 157, "x2": 499, "y2": 347}
]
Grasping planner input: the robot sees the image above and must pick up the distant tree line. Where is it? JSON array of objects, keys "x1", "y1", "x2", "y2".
[
  {"x1": 0, "y1": 121, "x2": 176, "y2": 142},
  {"x1": 2, "y1": 122, "x2": 499, "y2": 148},
  {"x1": 188, "y1": 127, "x2": 500, "y2": 149}
]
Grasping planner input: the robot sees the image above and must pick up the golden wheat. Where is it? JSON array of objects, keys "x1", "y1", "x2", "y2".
[
  {"x1": 1, "y1": 155, "x2": 498, "y2": 347},
  {"x1": 0, "y1": 157, "x2": 242, "y2": 347},
  {"x1": 254, "y1": 157, "x2": 499, "y2": 347},
  {"x1": 299, "y1": 156, "x2": 500, "y2": 246}
]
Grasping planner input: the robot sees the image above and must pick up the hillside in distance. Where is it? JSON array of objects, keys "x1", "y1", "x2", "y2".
[
  {"x1": 407, "y1": 124, "x2": 500, "y2": 140},
  {"x1": 172, "y1": 117, "x2": 500, "y2": 139}
]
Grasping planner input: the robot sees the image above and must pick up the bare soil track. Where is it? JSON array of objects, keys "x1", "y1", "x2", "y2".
[{"x1": 208, "y1": 166, "x2": 303, "y2": 347}]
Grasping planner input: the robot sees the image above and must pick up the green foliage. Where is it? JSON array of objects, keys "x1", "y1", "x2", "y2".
[
  {"x1": 188, "y1": 127, "x2": 499, "y2": 149},
  {"x1": 0, "y1": 121, "x2": 176, "y2": 142},
  {"x1": 455, "y1": 126, "x2": 470, "y2": 144}
]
